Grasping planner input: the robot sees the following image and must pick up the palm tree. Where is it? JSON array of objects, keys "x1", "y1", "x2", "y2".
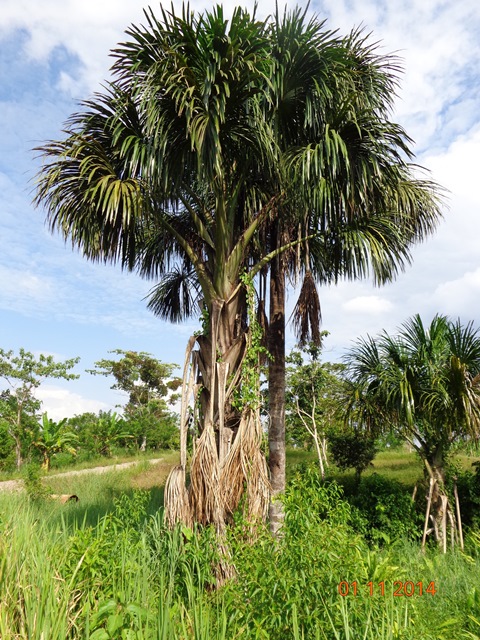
[
  {"x1": 343, "y1": 314, "x2": 480, "y2": 548},
  {"x1": 35, "y1": 5, "x2": 281, "y2": 528},
  {"x1": 263, "y1": 8, "x2": 443, "y2": 531},
  {"x1": 34, "y1": 4, "x2": 443, "y2": 530}
]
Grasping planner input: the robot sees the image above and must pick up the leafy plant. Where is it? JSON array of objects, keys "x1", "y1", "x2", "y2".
[{"x1": 329, "y1": 430, "x2": 378, "y2": 482}]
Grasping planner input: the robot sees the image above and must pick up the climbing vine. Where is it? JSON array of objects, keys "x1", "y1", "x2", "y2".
[{"x1": 233, "y1": 273, "x2": 270, "y2": 411}]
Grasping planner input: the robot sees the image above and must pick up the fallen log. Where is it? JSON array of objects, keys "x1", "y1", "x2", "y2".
[{"x1": 50, "y1": 494, "x2": 79, "y2": 504}]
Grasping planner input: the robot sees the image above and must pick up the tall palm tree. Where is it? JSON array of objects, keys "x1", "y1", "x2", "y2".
[
  {"x1": 343, "y1": 314, "x2": 480, "y2": 547},
  {"x1": 35, "y1": 5, "x2": 284, "y2": 528},
  {"x1": 263, "y1": 7, "x2": 443, "y2": 531},
  {"x1": 34, "y1": 4, "x2": 442, "y2": 530}
]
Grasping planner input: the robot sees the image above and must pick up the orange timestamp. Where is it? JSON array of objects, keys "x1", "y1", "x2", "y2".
[{"x1": 337, "y1": 580, "x2": 437, "y2": 597}]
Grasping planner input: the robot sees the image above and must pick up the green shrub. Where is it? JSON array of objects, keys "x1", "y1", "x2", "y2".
[
  {"x1": 348, "y1": 474, "x2": 422, "y2": 544},
  {"x1": 452, "y1": 464, "x2": 480, "y2": 530},
  {"x1": 23, "y1": 462, "x2": 51, "y2": 501},
  {"x1": 329, "y1": 431, "x2": 378, "y2": 481}
]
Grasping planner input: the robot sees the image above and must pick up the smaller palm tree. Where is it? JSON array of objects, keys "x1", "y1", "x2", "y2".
[
  {"x1": 343, "y1": 314, "x2": 480, "y2": 550},
  {"x1": 32, "y1": 413, "x2": 78, "y2": 471}
]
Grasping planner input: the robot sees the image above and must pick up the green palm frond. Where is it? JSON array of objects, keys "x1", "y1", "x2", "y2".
[
  {"x1": 146, "y1": 265, "x2": 202, "y2": 323},
  {"x1": 344, "y1": 315, "x2": 480, "y2": 448}
]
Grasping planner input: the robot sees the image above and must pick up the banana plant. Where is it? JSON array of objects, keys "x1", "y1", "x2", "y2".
[{"x1": 31, "y1": 412, "x2": 78, "y2": 471}]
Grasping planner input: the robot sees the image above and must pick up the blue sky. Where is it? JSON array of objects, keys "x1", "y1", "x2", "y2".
[{"x1": 1, "y1": 0, "x2": 479, "y2": 419}]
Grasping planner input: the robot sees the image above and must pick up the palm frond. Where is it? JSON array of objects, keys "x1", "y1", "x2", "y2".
[
  {"x1": 146, "y1": 265, "x2": 202, "y2": 323},
  {"x1": 291, "y1": 271, "x2": 322, "y2": 346}
]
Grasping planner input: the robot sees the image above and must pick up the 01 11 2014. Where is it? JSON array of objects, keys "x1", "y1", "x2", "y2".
[{"x1": 337, "y1": 581, "x2": 437, "y2": 597}]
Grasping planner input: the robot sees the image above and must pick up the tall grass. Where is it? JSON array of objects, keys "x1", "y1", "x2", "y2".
[{"x1": 1, "y1": 462, "x2": 480, "y2": 638}]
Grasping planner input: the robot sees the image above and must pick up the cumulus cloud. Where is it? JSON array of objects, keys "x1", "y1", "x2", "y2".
[
  {"x1": 342, "y1": 295, "x2": 395, "y2": 315},
  {"x1": 431, "y1": 268, "x2": 480, "y2": 319},
  {"x1": 36, "y1": 384, "x2": 110, "y2": 421}
]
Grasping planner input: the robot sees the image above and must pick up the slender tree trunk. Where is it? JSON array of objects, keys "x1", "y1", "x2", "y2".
[
  {"x1": 422, "y1": 446, "x2": 456, "y2": 551},
  {"x1": 268, "y1": 245, "x2": 286, "y2": 535},
  {"x1": 14, "y1": 405, "x2": 23, "y2": 470},
  {"x1": 14, "y1": 435, "x2": 22, "y2": 471}
]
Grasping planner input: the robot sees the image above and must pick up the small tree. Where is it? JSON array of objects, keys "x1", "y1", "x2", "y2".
[
  {"x1": 285, "y1": 341, "x2": 345, "y2": 477},
  {"x1": 328, "y1": 430, "x2": 378, "y2": 483},
  {"x1": 343, "y1": 314, "x2": 480, "y2": 550},
  {"x1": 93, "y1": 411, "x2": 133, "y2": 457},
  {"x1": 88, "y1": 350, "x2": 180, "y2": 451},
  {"x1": 0, "y1": 349, "x2": 79, "y2": 469}
]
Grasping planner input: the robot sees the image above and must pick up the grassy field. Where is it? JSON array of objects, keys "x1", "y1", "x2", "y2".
[
  {"x1": 0, "y1": 449, "x2": 180, "y2": 482},
  {"x1": 1, "y1": 448, "x2": 480, "y2": 638}
]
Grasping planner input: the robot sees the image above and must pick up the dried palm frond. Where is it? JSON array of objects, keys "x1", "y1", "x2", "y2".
[
  {"x1": 189, "y1": 424, "x2": 222, "y2": 525},
  {"x1": 221, "y1": 409, "x2": 270, "y2": 522},
  {"x1": 291, "y1": 270, "x2": 322, "y2": 346},
  {"x1": 180, "y1": 335, "x2": 197, "y2": 468},
  {"x1": 164, "y1": 465, "x2": 191, "y2": 528}
]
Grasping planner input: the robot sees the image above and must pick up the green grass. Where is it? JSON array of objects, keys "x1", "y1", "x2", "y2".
[
  {"x1": 2, "y1": 449, "x2": 480, "y2": 638},
  {"x1": 287, "y1": 444, "x2": 480, "y2": 488}
]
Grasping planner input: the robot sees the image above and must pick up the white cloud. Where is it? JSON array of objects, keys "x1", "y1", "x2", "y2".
[
  {"x1": 342, "y1": 295, "x2": 394, "y2": 315},
  {"x1": 431, "y1": 268, "x2": 480, "y2": 319},
  {"x1": 423, "y1": 124, "x2": 480, "y2": 201},
  {"x1": 0, "y1": 265, "x2": 56, "y2": 311},
  {"x1": 36, "y1": 384, "x2": 109, "y2": 421}
]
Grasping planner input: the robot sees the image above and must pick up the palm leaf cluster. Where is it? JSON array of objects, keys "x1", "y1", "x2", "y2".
[
  {"x1": 34, "y1": 3, "x2": 444, "y2": 527},
  {"x1": 344, "y1": 314, "x2": 480, "y2": 472},
  {"x1": 343, "y1": 314, "x2": 480, "y2": 549}
]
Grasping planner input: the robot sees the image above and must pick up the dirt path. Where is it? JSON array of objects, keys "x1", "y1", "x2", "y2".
[{"x1": 0, "y1": 458, "x2": 165, "y2": 493}]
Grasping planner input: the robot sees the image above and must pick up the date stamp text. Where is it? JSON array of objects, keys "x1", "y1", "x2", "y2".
[{"x1": 337, "y1": 581, "x2": 437, "y2": 597}]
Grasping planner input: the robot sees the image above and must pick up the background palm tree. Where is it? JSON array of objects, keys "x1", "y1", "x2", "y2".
[
  {"x1": 343, "y1": 314, "x2": 480, "y2": 547},
  {"x1": 34, "y1": 3, "x2": 443, "y2": 530},
  {"x1": 263, "y1": 8, "x2": 444, "y2": 531}
]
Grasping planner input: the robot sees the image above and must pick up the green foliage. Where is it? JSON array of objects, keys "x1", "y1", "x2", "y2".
[
  {"x1": 31, "y1": 412, "x2": 79, "y2": 470},
  {"x1": 343, "y1": 314, "x2": 480, "y2": 478},
  {"x1": 329, "y1": 430, "x2": 378, "y2": 480},
  {"x1": 22, "y1": 462, "x2": 51, "y2": 501},
  {"x1": 233, "y1": 273, "x2": 269, "y2": 412},
  {"x1": 88, "y1": 351, "x2": 181, "y2": 452},
  {"x1": 0, "y1": 348, "x2": 79, "y2": 469},
  {"x1": 92, "y1": 411, "x2": 134, "y2": 457},
  {"x1": 285, "y1": 342, "x2": 346, "y2": 449},
  {"x1": 453, "y1": 463, "x2": 480, "y2": 529},
  {"x1": 0, "y1": 419, "x2": 15, "y2": 470},
  {"x1": 2, "y1": 460, "x2": 480, "y2": 639},
  {"x1": 88, "y1": 350, "x2": 180, "y2": 409},
  {"x1": 348, "y1": 474, "x2": 423, "y2": 544},
  {"x1": 127, "y1": 402, "x2": 180, "y2": 451}
]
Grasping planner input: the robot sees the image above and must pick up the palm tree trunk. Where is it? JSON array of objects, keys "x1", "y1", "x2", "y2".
[
  {"x1": 268, "y1": 246, "x2": 286, "y2": 535},
  {"x1": 166, "y1": 288, "x2": 270, "y2": 528},
  {"x1": 422, "y1": 447, "x2": 456, "y2": 551}
]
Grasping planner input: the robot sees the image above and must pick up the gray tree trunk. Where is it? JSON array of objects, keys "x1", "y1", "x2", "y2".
[{"x1": 268, "y1": 248, "x2": 286, "y2": 535}]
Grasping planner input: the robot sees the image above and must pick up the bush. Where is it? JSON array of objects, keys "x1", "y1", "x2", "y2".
[
  {"x1": 329, "y1": 431, "x2": 378, "y2": 481},
  {"x1": 348, "y1": 474, "x2": 422, "y2": 544},
  {"x1": 453, "y1": 463, "x2": 480, "y2": 530}
]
